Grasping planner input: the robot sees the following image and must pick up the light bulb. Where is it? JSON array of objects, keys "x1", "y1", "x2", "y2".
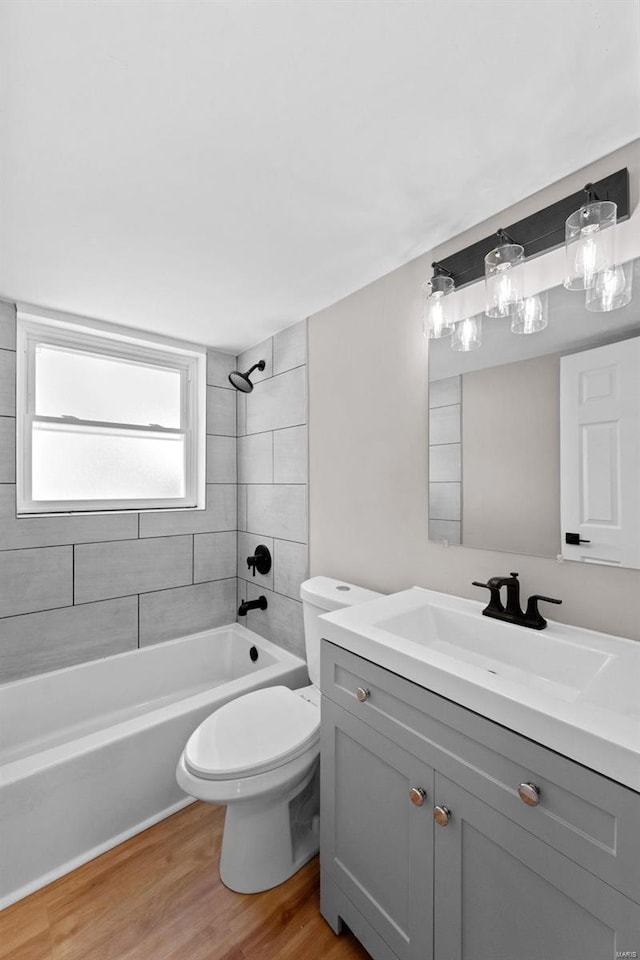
[
  {"x1": 429, "y1": 296, "x2": 445, "y2": 337},
  {"x1": 451, "y1": 316, "x2": 482, "y2": 352},
  {"x1": 565, "y1": 201, "x2": 617, "y2": 291},
  {"x1": 485, "y1": 244, "x2": 524, "y2": 318},
  {"x1": 586, "y1": 263, "x2": 632, "y2": 312},
  {"x1": 511, "y1": 293, "x2": 548, "y2": 335},
  {"x1": 574, "y1": 223, "x2": 600, "y2": 289},
  {"x1": 495, "y1": 264, "x2": 516, "y2": 316},
  {"x1": 599, "y1": 266, "x2": 624, "y2": 310},
  {"x1": 423, "y1": 276, "x2": 454, "y2": 338}
]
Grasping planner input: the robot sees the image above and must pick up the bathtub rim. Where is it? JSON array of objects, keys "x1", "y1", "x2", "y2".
[{"x1": 0, "y1": 620, "x2": 304, "y2": 691}]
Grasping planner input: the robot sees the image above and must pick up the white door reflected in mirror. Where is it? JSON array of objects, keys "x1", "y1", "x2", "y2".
[{"x1": 560, "y1": 337, "x2": 640, "y2": 567}]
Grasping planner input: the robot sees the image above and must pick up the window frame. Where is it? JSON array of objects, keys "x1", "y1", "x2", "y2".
[{"x1": 16, "y1": 309, "x2": 207, "y2": 515}]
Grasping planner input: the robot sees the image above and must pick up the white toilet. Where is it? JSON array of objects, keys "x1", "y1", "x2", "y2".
[{"x1": 175, "y1": 576, "x2": 381, "y2": 894}]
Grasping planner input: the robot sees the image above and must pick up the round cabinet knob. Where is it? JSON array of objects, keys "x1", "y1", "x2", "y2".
[
  {"x1": 355, "y1": 687, "x2": 370, "y2": 703},
  {"x1": 518, "y1": 782, "x2": 541, "y2": 807},
  {"x1": 433, "y1": 805, "x2": 451, "y2": 826},
  {"x1": 409, "y1": 787, "x2": 427, "y2": 807}
]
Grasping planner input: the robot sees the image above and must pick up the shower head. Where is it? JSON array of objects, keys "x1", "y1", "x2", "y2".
[{"x1": 228, "y1": 360, "x2": 266, "y2": 393}]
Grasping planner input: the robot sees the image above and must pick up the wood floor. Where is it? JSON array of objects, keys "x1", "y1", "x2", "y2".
[{"x1": 0, "y1": 802, "x2": 370, "y2": 960}]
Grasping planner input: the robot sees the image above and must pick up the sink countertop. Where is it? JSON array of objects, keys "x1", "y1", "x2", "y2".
[{"x1": 319, "y1": 587, "x2": 640, "y2": 792}]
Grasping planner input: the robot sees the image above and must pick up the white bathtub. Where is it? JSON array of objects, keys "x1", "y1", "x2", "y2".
[{"x1": 0, "y1": 623, "x2": 308, "y2": 909}]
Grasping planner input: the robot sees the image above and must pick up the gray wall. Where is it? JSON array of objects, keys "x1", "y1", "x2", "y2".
[
  {"x1": 0, "y1": 300, "x2": 238, "y2": 682},
  {"x1": 462, "y1": 354, "x2": 560, "y2": 557},
  {"x1": 308, "y1": 140, "x2": 640, "y2": 642},
  {"x1": 236, "y1": 320, "x2": 309, "y2": 659}
]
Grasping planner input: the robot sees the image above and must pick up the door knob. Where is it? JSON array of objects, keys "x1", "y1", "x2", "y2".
[
  {"x1": 433, "y1": 805, "x2": 451, "y2": 826},
  {"x1": 518, "y1": 782, "x2": 541, "y2": 806},
  {"x1": 565, "y1": 533, "x2": 591, "y2": 545},
  {"x1": 355, "y1": 687, "x2": 370, "y2": 703},
  {"x1": 409, "y1": 787, "x2": 427, "y2": 807}
]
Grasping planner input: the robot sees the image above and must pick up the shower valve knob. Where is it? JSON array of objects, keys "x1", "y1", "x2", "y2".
[{"x1": 246, "y1": 544, "x2": 272, "y2": 577}]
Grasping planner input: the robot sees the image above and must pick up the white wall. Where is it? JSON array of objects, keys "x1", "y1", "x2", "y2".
[
  {"x1": 308, "y1": 140, "x2": 640, "y2": 641},
  {"x1": 462, "y1": 354, "x2": 560, "y2": 558}
]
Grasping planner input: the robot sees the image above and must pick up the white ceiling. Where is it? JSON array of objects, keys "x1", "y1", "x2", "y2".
[{"x1": 1, "y1": 1, "x2": 638, "y2": 353}]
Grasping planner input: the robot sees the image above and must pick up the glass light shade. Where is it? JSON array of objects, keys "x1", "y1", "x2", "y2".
[
  {"x1": 451, "y1": 315, "x2": 482, "y2": 352},
  {"x1": 484, "y1": 244, "x2": 525, "y2": 318},
  {"x1": 511, "y1": 292, "x2": 549, "y2": 334},
  {"x1": 564, "y1": 200, "x2": 617, "y2": 291},
  {"x1": 585, "y1": 263, "x2": 632, "y2": 312},
  {"x1": 422, "y1": 276, "x2": 455, "y2": 338}
]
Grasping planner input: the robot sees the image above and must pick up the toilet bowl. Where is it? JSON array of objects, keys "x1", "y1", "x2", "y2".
[
  {"x1": 177, "y1": 684, "x2": 321, "y2": 893},
  {"x1": 176, "y1": 577, "x2": 382, "y2": 894}
]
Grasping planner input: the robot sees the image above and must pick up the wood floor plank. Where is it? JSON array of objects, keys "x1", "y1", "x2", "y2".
[
  {"x1": 0, "y1": 898, "x2": 51, "y2": 959},
  {"x1": 0, "y1": 803, "x2": 370, "y2": 960},
  {"x1": 0, "y1": 931, "x2": 53, "y2": 960}
]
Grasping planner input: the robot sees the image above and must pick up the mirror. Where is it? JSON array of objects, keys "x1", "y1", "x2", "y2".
[{"x1": 428, "y1": 259, "x2": 640, "y2": 569}]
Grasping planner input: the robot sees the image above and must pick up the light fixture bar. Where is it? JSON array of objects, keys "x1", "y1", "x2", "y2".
[{"x1": 436, "y1": 168, "x2": 629, "y2": 290}]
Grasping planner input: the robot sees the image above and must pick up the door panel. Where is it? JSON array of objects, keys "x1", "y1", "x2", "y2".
[
  {"x1": 434, "y1": 775, "x2": 640, "y2": 960},
  {"x1": 561, "y1": 337, "x2": 640, "y2": 566},
  {"x1": 321, "y1": 698, "x2": 433, "y2": 960}
]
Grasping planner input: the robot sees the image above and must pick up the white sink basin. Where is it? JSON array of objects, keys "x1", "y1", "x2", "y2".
[
  {"x1": 320, "y1": 587, "x2": 640, "y2": 790},
  {"x1": 376, "y1": 603, "x2": 611, "y2": 703}
]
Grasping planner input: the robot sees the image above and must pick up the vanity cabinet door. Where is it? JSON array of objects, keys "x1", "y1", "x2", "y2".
[
  {"x1": 321, "y1": 698, "x2": 433, "y2": 960},
  {"x1": 433, "y1": 774, "x2": 640, "y2": 960}
]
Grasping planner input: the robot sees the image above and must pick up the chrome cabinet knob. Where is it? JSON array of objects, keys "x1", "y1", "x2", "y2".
[
  {"x1": 518, "y1": 782, "x2": 541, "y2": 806},
  {"x1": 409, "y1": 787, "x2": 427, "y2": 807},
  {"x1": 433, "y1": 805, "x2": 451, "y2": 826},
  {"x1": 355, "y1": 687, "x2": 370, "y2": 703}
]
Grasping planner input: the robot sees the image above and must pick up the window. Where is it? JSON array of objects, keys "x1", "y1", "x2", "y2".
[{"x1": 16, "y1": 311, "x2": 206, "y2": 514}]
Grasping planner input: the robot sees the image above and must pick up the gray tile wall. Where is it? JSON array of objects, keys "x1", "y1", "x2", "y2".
[
  {"x1": 0, "y1": 300, "x2": 238, "y2": 682},
  {"x1": 236, "y1": 321, "x2": 309, "y2": 660},
  {"x1": 428, "y1": 375, "x2": 462, "y2": 545}
]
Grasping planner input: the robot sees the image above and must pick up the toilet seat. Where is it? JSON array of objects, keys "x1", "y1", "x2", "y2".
[{"x1": 184, "y1": 685, "x2": 320, "y2": 781}]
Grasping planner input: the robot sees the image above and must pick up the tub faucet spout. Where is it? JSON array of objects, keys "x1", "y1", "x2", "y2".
[{"x1": 238, "y1": 596, "x2": 268, "y2": 617}]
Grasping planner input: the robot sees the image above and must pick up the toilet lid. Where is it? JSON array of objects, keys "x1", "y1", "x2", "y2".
[{"x1": 184, "y1": 686, "x2": 320, "y2": 780}]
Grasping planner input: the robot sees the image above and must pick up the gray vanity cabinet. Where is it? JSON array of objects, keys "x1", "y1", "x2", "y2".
[{"x1": 320, "y1": 639, "x2": 640, "y2": 960}]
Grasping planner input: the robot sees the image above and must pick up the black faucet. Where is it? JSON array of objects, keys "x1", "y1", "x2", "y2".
[
  {"x1": 472, "y1": 572, "x2": 561, "y2": 630},
  {"x1": 238, "y1": 595, "x2": 268, "y2": 617}
]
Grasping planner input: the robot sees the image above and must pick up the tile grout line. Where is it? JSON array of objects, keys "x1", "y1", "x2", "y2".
[
  {"x1": 239, "y1": 577, "x2": 303, "y2": 606},
  {"x1": 0, "y1": 528, "x2": 238, "y2": 553}
]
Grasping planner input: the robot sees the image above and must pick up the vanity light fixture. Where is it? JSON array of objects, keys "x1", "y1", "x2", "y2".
[
  {"x1": 484, "y1": 231, "x2": 525, "y2": 318},
  {"x1": 511, "y1": 291, "x2": 549, "y2": 335},
  {"x1": 451, "y1": 315, "x2": 482, "y2": 352},
  {"x1": 422, "y1": 168, "x2": 631, "y2": 335},
  {"x1": 422, "y1": 263, "x2": 455, "y2": 339}
]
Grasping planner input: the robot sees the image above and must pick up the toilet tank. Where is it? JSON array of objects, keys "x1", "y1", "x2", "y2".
[{"x1": 299, "y1": 577, "x2": 383, "y2": 688}]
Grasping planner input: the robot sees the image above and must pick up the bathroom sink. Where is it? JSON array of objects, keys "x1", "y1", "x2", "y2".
[
  {"x1": 319, "y1": 587, "x2": 640, "y2": 790},
  {"x1": 375, "y1": 602, "x2": 611, "y2": 702}
]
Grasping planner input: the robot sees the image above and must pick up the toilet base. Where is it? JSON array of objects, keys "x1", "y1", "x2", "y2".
[{"x1": 219, "y1": 760, "x2": 320, "y2": 894}]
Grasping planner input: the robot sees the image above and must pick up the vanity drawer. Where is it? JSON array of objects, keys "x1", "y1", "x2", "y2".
[{"x1": 321, "y1": 639, "x2": 640, "y2": 902}]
